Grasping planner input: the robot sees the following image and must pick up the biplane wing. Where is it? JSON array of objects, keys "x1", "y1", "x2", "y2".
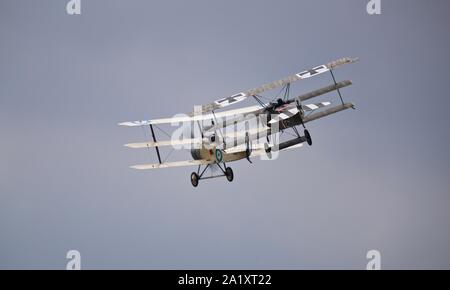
[
  {"x1": 124, "y1": 126, "x2": 270, "y2": 149},
  {"x1": 125, "y1": 138, "x2": 204, "y2": 149},
  {"x1": 198, "y1": 57, "x2": 358, "y2": 113},
  {"x1": 131, "y1": 159, "x2": 214, "y2": 170},
  {"x1": 130, "y1": 144, "x2": 303, "y2": 170},
  {"x1": 119, "y1": 105, "x2": 261, "y2": 127}
]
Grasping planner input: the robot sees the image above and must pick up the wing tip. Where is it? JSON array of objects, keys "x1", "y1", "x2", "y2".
[
  {"x1": 118, "y1": 122, "x2": 136, "y2": 127},
  {"x1": 130, "y1": 165, "x2": 150, "y2": 170},
  {"x1": 342, "y1": 56, "x2": 359, "y2": 64},
  {"x1": 118, "y1": 120, "x2": 153, "y2": 127}
]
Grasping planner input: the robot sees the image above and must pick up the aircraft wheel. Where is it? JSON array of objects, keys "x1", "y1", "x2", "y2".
[
  {"x1": 191, "y1": 172, "x2": 199, "y2": 187},
  {"x1": 225, "y1": 167, "x2": 234, "y2": 182},
  {"x1": 304, "y1": 129, "x2": 312, "y2": 146}
]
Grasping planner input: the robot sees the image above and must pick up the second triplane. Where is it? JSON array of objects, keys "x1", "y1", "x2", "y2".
[{"x1": 120, "y1": 57, "x2": 358, "y2": 187}]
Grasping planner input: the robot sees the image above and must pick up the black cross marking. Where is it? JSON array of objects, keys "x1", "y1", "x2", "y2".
[
  {"x1": 298, "y1": 65, "x2": 327, "y2": 78},
  {"x1": 216, "y1": 93, "x2": 245, "y2": 105}
]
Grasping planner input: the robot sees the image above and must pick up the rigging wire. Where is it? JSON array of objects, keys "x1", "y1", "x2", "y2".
[
  {"x1": 153, "y1": 125, "x2": 177, "y2": 163},
  {"x1": 270, "y1": 84, "x2": 287, "y2": 102},
  {"x1": 154, "y1": 124, "x2": 171, "y2": 138},
  {"x1": 163, "y1": 148, "x2": 175, "y2": 163},
  {"x1": 252, "y1": 95, "x2": 267, "y2": 108}
]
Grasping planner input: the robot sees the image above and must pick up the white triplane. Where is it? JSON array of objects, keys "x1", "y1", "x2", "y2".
[{"x1": 119, "y1": 57, "x2": 358, "y2": 187}]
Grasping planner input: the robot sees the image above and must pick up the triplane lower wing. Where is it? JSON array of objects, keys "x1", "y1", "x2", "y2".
[{"x1": 119, "y1": 57, "x2": 359, "y2": 187}]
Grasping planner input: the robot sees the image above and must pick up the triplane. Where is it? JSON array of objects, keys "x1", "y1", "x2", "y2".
[{"x1": 119, "y1": 57, "x2": 358, "y2": 187}]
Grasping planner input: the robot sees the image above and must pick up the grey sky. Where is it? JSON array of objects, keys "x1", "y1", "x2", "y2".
[{"x1": 1, "y1": 0, "x2": 450, "y2": 269}]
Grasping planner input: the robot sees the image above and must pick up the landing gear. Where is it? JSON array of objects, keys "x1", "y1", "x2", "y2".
[
  {"x1": 190, "y1": 163, "x2": 234, "y2": 187},
  {"x1": 293, "y1": 124, "x2": 312, "y2": 146},
  {"x1": 225, "y1": 167, "x2": 234, "y2": 182},
  {"x1": 190, "y1": 172, "x2": 199, "y2": 187},
  {"x1": 304, "y1": 129, "x2": 312, "y2": 146}
]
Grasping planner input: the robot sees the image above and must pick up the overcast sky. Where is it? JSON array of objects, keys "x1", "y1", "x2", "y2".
[{"x1": 1, "y1": 0, "x2": 450, "y2": 269}]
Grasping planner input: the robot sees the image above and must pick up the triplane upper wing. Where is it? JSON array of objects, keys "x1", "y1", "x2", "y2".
[{"x1": 198, "y1": 57, "x2": 358, "y2": 113}]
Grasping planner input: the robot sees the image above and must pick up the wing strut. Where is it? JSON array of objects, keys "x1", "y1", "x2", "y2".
[
  {"x1": 330, "y1": 69, "x2": 345, "y2": 106},
  {"x1": 149, "y1": 124, "x2": 162, "y2": 164}
]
